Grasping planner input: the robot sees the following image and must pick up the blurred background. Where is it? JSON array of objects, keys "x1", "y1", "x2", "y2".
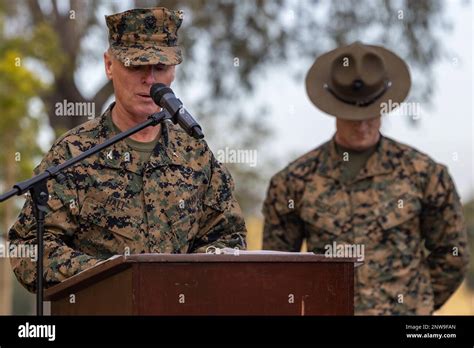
[{"x1": 0, "y1": 0, "x2": 472, "y2": 315}]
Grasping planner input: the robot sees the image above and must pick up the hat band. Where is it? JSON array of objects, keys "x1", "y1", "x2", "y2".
[
  {"x1": 109, "y1": 33, "x2": 179, "y2": 47},
  {"x1": 324, "y1": 80, "x2": 392, "y2": 107}
]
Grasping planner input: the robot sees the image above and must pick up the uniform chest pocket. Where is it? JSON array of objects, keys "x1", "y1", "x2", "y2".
[
  {"x1": 165, "y1": 194, "x2": 201, "y2": 240},
  {"x1": 79, "y1": 197, "x2": 141, "y2": 241},
  {"x1": 377, "y1": 194, "x2": 421, "y2": 230},
  {"x1": 377, "y1": 194, "x2": 422, "y2": 256},
  {"x1": 300, "y1": 201, "x2": 347, "y2": 237}
]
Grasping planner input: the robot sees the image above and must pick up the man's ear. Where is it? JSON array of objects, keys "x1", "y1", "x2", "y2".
[{"x1": 104, "y1": 51, "x2": 113, "y2": 80}]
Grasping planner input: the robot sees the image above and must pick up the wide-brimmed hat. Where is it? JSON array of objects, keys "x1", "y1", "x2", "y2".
[
  {"x1": 105, "y1": 7, "x2": 183, "y2": 66},
  {"x1": 305, "y1": 41, "x2": 411, "y2": 120}
]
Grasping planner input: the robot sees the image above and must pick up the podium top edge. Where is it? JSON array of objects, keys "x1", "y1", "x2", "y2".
[{"x1": 123, "y1": 253, "x2": 361, "y2": 263}]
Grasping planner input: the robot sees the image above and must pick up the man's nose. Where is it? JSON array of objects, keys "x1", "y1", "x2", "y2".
[
  {"x1": 143, "y1": 66, "x2": 157, "y2": 84},
  {"x1": 357, "y1": 120, "x2": 371, "y2": 130}
]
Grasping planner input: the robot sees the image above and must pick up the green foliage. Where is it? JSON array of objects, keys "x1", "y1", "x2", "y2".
[
  {"x1": 0, "y1": 49, "x2": 44, "y2": 177},
  {"x1": 0, "y1": 7, "x2": 55, "y2": 174},
  {"x1": 0, "y1": 12, "x2": 51, "y2": 315}
]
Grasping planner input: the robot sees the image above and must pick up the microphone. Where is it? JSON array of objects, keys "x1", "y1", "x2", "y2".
[{"x1": 150, "y1": 83, "x2": 204, "y2": 139}]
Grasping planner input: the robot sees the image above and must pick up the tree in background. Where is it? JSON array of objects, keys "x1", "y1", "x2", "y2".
[{"x1": 0, "y1": 11, "x2": 50, "y2": 313}]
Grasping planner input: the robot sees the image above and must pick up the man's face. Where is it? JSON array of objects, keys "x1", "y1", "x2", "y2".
[
  {"x1": 335, "y1": 116, "x2": 381, "y2": 151},
  {"x1": 104, "y1": 51, "x2": 176, "y2": 118}
]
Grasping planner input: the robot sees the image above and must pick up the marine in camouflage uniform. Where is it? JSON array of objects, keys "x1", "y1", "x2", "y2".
[
  {"x1": 9, "y1": 7, "x2": 246, "y2": 293},
  {"x1": 262, "y1": 42, "x2": 469, "y2": 315}
]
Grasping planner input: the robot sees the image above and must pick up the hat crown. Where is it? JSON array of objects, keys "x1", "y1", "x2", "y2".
[
  {"x1": 106, "y1": 7, "x2": 183, "y2": 47},
  {"x1": 305, "y1": 41, "x2": 411, "y2": 120},
  {"x1": 328, "y1": 42, "x2": 390, "y2": 105}
]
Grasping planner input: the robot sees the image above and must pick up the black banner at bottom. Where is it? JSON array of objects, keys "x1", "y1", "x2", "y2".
[{"x1": 0, "y1": 315, "x2": 473, "y2": 346}]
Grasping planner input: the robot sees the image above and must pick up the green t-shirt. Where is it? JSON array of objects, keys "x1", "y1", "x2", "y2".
[
  {"x1": 335, "y1": 141, "x2": 378, "y2": 184},
  {"x1": 107, "y1": 114, "x2": 160, "y2": 163}
]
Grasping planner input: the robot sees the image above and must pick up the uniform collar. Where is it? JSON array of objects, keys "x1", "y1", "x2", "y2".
[
  {"x1": 318, "y1": 133, "x2": 396, "y2": 183},
  {"x1": 93, "y1": 102, "x2": 188, "y2": 173}
]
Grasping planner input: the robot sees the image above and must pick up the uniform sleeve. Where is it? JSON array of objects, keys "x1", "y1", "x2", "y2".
[
  {"x1": 8, "y1": 144, "x2": 104, "y2": 293},
  {"x1": 262, "y1": 171, "x2": 305, "y2": 251},
  {"x1": 190, "y1": 154, "x2": 247, "y2": 253},
  {"x1": 420, "y1": 163, "x2": 470, "y2": 310}
]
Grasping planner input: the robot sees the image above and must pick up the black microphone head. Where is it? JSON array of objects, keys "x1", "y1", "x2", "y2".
[{"x1": 150, "y1": 83, "x2": 173, "y2": 104}]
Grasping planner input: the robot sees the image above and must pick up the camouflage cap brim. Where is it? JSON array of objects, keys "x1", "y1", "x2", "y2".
[{"x1": 110, "y1": 43, "x2": 183, "y2": 66}]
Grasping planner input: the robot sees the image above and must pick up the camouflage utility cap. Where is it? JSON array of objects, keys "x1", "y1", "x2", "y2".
[{"x1": 106, "y1": 7, "x2": 183, "y2": 66}]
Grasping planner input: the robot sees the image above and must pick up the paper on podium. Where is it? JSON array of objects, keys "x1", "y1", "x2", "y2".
[{"x1": 212, "y1": 247, "x2": 315, "y2": 255}]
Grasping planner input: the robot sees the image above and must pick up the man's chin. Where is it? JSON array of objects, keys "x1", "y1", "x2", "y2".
[
  {"x1": 133, "y1": 105, "x2": 160, "y2": 118},
  {"x1": 351, "y1": 139, "x2": 377, "y2": 151}
]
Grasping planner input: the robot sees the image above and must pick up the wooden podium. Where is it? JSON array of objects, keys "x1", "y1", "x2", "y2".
[{"x1": 44, "y1": 252, "x2": 358, "y2": 315}]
